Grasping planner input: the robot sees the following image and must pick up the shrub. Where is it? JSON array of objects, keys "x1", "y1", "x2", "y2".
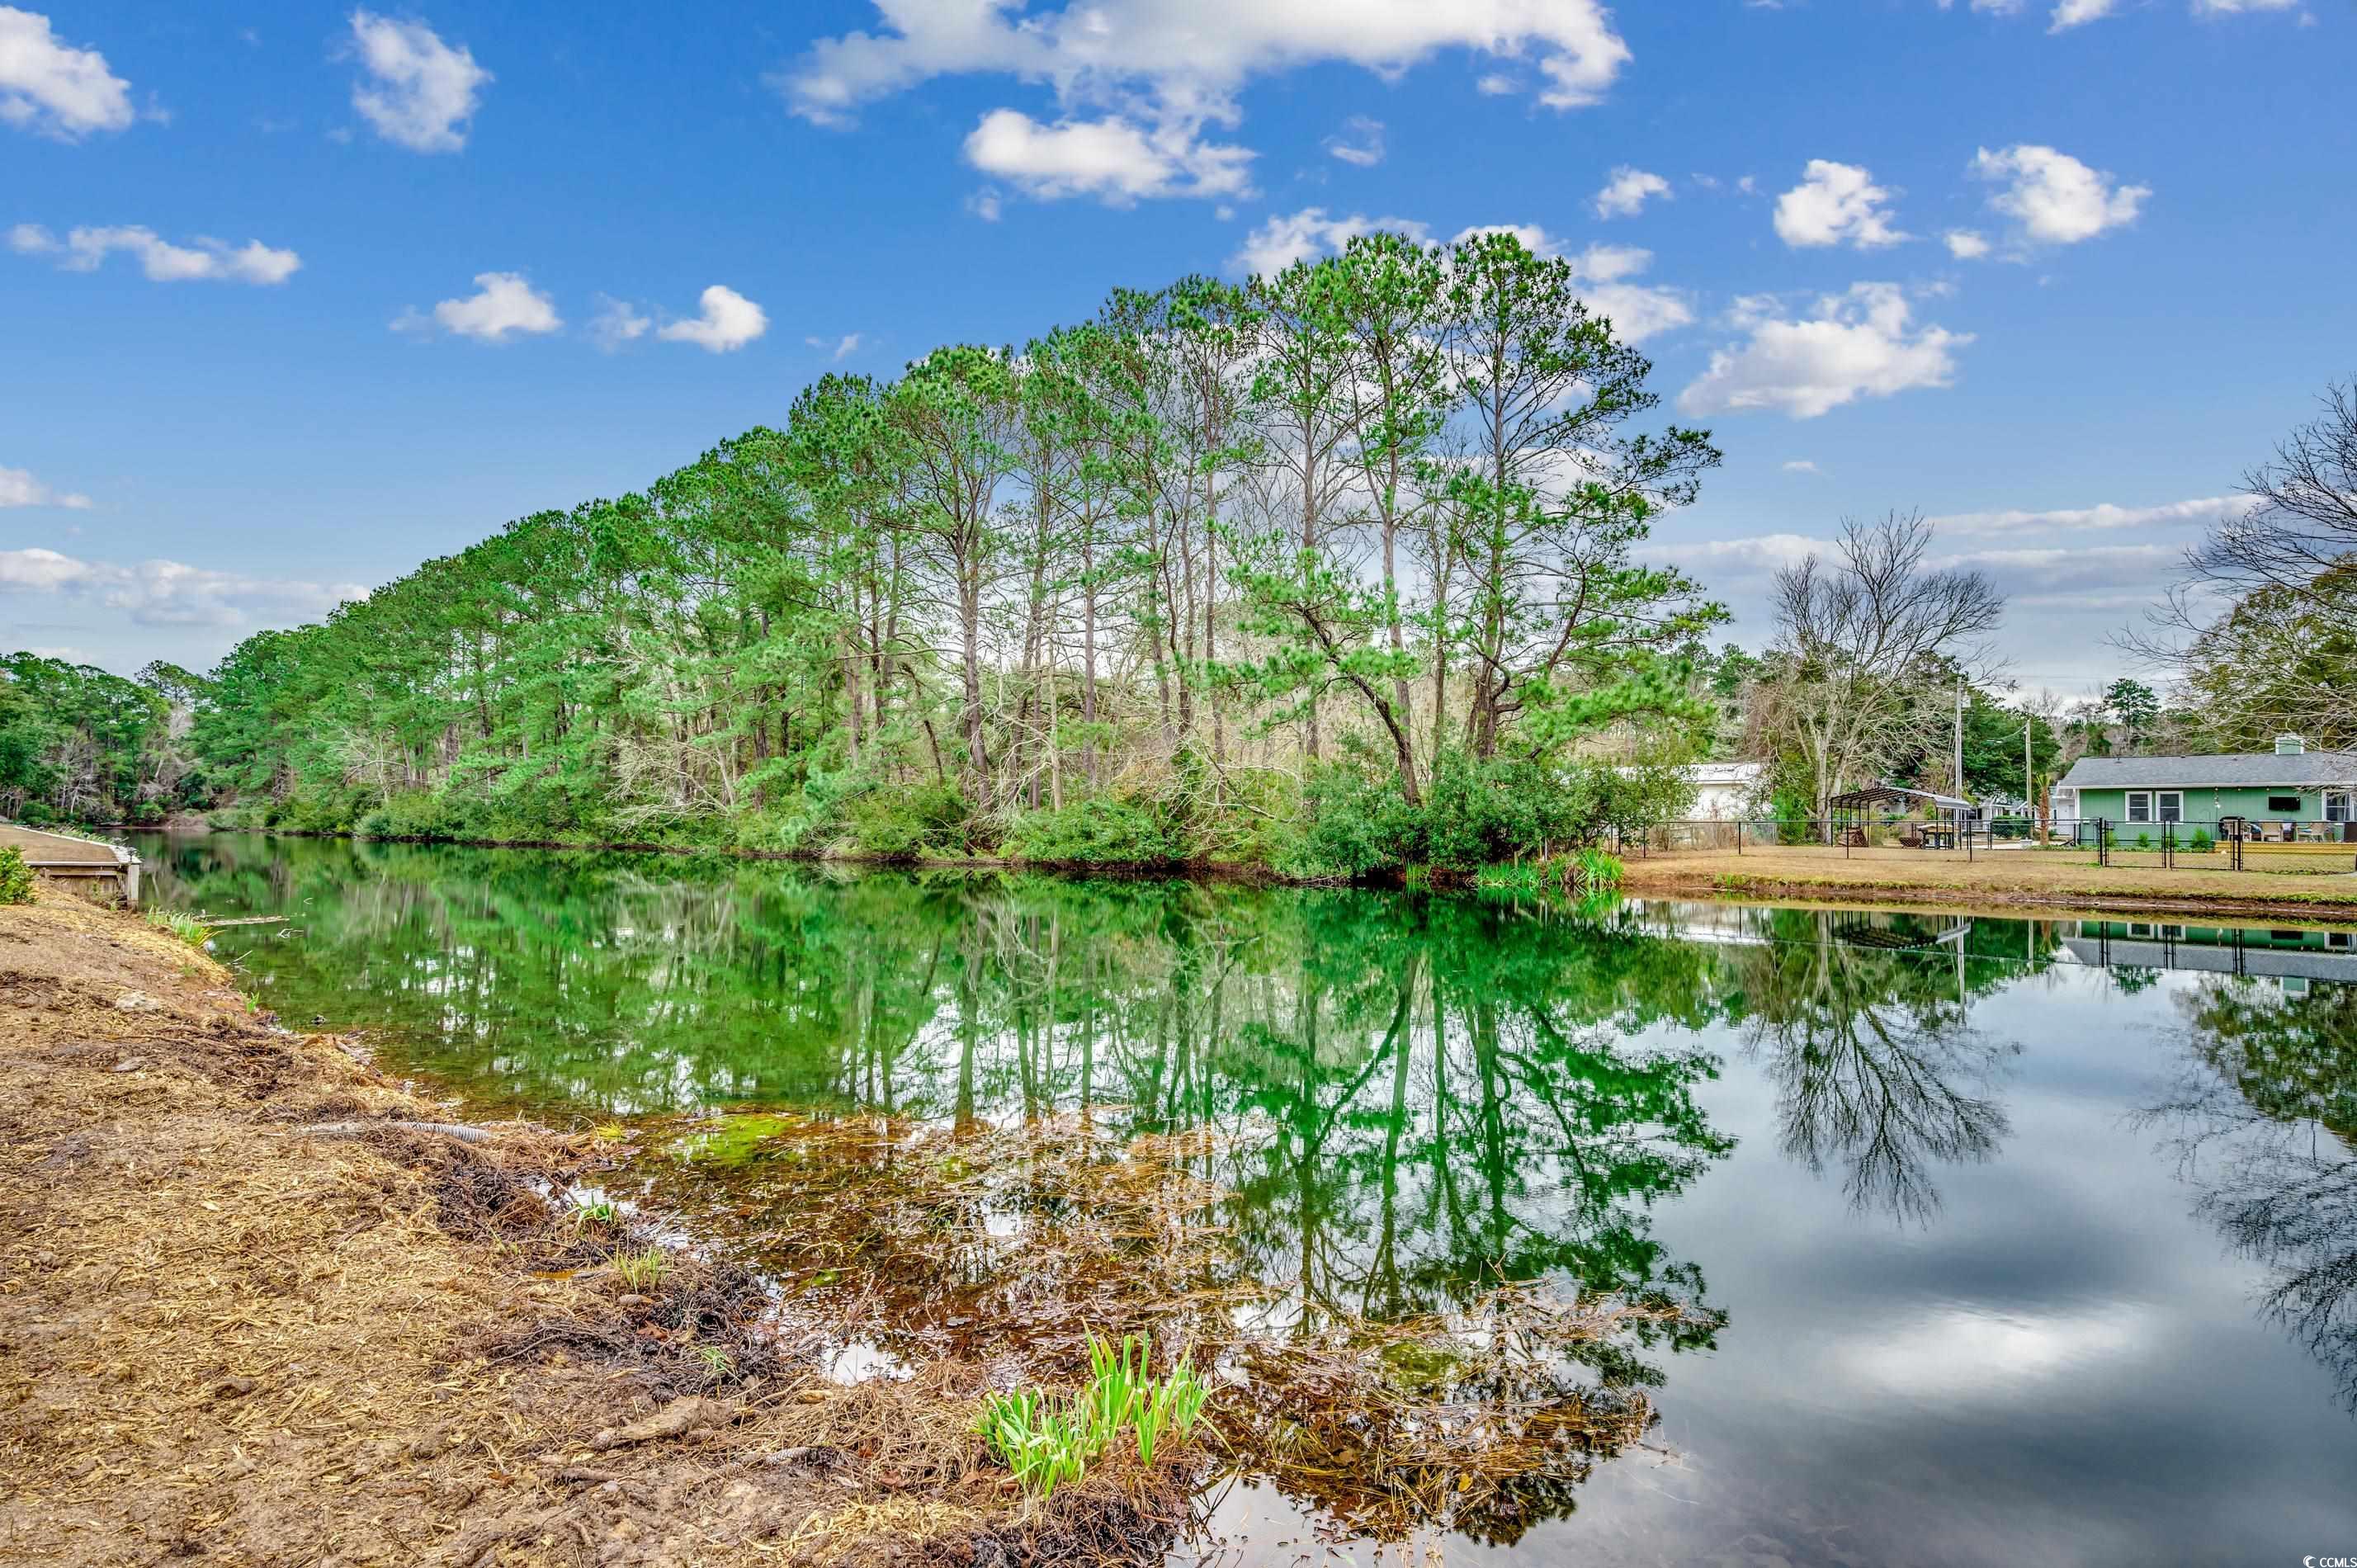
[
  {"x1": 0, "y1": 847, "x2": 33, "y2": 905},
  {"x1": 847, "y1": 782, "x2": 972, "y2": 858},
  {"x1": 1288, "y1": 763, "x2": 1420, "y2": 880},
  {"x1": 2190, "y1": 829, "x2": 2214, "y2": 852},
  {"x1": 1006, "y1": 796, "x2": 1186, "y2": 865},
  {"x1": 1291, "y1": 749, "x2": 1684, "y2": 880}
]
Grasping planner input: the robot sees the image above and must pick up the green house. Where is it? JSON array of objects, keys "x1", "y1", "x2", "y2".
[{"x1": 2054, "y1": 734, "x2": 2357, "y2": 833}]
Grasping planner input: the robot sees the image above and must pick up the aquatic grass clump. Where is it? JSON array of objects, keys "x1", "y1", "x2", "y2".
[
  {"x1": 1130, "y1": 1356, "x2": 1210, "y2": 1466},
  {"x1": 975, "y1": 1331, "x2": 1216, "y2": 1496},
  {"x1": 1476, "y1": 847, "x2": 1623, "y2": 902},
  {"x1": 975, "y1": 1387, "x2": 1095, "y2": 1500},
  {"x1": 612, "y1": 1244, "x2": 670, "y2": 1291},
  {"x1": 146, "y1": 908, "x2": 211, "y2": 945}
]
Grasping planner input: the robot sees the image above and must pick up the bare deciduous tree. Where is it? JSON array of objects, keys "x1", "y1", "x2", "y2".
[
  {"x1": 2122, "y1": 377, "x2": 2357, "y2": 753},
  {"x1": 2190, "y1": 376, "x2": 2357, "y2": 605},
  {"x1": 1751, "y1": 510, "x2": 2005, "y2": 817}
]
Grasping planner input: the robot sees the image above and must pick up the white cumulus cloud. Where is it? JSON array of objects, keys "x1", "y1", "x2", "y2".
[
  {"x1": 1560, "y1": 239, "x2": 1694, "y2": 342},
  {"x1": 10, "y1": 223, "x2": 300, "y2": 284},
  {"x1": 1970, "y1": 144, "x2": 2149, "y2": 245},
  {"x1": 396, "y1": 272, "x2": 560, "y2": 342},
  {"x1": 963, "y1": 108, "x2": 1251, "y2": 204},
  {"x1": 347, "y1": 9, "x2": 489, "y2": 153},
  {"x1": 1593, "y1": 166, "x2": 1671, "y2": 219},
  {"x1": 0, "y1": 465, "x2": 91, "y2": 509},
  {"x1": 0, "y1": 7, "x2": 133, "y2": 139},
  {"x1": 1944, "y1": 228, "x2": 1991, "y2": 259},
  {"x1": 657, "y1": 285, "x2": 768, "y2": 353},
  {"x1": 1774, "y1": 159, "x2": 1909, "y2": 249},
  {"x1": 2048, "y1": 0, "x2": 2118, "y2": 29},
  {"x1": 1679, "y1": 283, "x2": 1968, "y2": 419},
  {"x1": 0, "y1": 546, "x2": 364, "y2": 629},
  {"x1": 777, "y1": 1, "x2": 1627, "y2": 202},
  {"x1": 1230, "y1": 207, "x2": 1429, "y2": 276}
]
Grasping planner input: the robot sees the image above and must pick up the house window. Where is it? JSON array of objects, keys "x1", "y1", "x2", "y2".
[
  {"x1": 2126, "y1": 791, "x2": 2152, "y2": 823},
  {"x1": 2269, "y1": 795, "x2": 2303, "y2": 814},
  {"x1": 2156, "y1": 791, "x2": 2182, "y2": 823},
  {"x1": 2327, "y1": 790, "x2": 2351, "y2": 824}
]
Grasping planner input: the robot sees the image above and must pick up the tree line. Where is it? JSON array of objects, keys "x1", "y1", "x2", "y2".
[
  {"x1": 177, "y1": 230, "x2": 1729, "y2": 873},
  {"x1": 5, "y1": 253, "x2": 2342, "y2": 861}
]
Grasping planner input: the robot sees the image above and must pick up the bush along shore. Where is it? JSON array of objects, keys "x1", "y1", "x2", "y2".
[{"x1": 0, "y1": 887, "x2": 1701, "y2": 1566}]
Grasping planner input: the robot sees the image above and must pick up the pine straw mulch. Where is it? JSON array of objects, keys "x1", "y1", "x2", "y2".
[{"x1": 0, "y1": 891, "x2": 1200, "y2": 1568}]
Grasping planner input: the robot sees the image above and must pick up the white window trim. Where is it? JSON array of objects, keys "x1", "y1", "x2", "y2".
[
  {"x1": 2327, "y1": 788, "x2": 2352, "y2": 824},
  {"x1": 2126, "y1": 791, "x2": 2152, "y2": 824},
  {"x1": 2156, "y1": 791, "x2": 2183, "y2": 824}
]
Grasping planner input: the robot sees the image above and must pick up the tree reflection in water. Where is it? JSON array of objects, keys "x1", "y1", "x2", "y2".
[
  {"x1": 1726, "y1": 909, "x2": 2023, "y2": 1224},
  {"x1": 2147, "y1": 976, "x2": 2357, "y2": 1407},
  {"x1": 144, "y1": 836, "x2": 2093, "y2": 1535}
]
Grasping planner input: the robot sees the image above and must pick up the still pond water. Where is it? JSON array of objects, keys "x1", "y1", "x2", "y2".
[{"x1": 138, "y1": 833, "x2": 2357, "y2": 1566}]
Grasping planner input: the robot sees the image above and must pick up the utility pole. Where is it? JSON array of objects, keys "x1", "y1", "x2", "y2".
[
  {"x1": 1953, "y1": 676, "x2": 1966, "y2": 803},
  {"x1": 2024, "y1": 718, "x2": 2035, "y2": 831}
]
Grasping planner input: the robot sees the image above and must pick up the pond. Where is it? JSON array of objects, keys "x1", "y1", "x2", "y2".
[{"x1": 135, "y1": 832, "x2": 2357, "y2": 1565}]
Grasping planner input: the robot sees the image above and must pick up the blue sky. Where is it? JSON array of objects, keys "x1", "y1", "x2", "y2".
[{"x1": 3, "y1": 0, "x2": 2348, "y2": 697}]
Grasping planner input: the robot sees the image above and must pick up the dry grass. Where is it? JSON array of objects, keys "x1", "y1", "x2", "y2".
[{"x1": 1619, "y1": 844, "x2": 2357, "y2": 919}]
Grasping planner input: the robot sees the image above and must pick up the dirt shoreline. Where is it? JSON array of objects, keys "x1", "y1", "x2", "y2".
[
  {"x1": 1615, "y1": 858, "x2": 2357, "y2": 924},
  {"x1": 0, "y1": 891, "x2": 1189, "y2": 1567}
]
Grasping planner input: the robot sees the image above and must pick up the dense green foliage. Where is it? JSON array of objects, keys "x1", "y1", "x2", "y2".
[
  {"x1": 172, "y1": 231, "x2": 1720, "y2": 876},
  {"x1": 0, "y1": 847, "x2": 33, "y2": 904},
  {"x1": 0, "y1": 654, "x2": 207, "y2": 826}
]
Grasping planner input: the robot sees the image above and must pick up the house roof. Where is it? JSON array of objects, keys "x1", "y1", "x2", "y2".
[
  {"x1": 1830, "y1": 785, "x2": 1976, "y2": 810},
  {"x1": 2056, "y1": 751, "x2": 2357, "y2": 791},
  {"x1": 1683, "y1": 762, "x2": 1764, "y2": 786}
]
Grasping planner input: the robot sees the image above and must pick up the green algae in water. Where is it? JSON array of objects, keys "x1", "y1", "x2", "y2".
[
  {"x1": 666, "y1": 1112, "x2": 802, "y2": 1166},
  {"x1": 1378, "y1": 1338, "x2": 1467, "y2": 1394}
]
